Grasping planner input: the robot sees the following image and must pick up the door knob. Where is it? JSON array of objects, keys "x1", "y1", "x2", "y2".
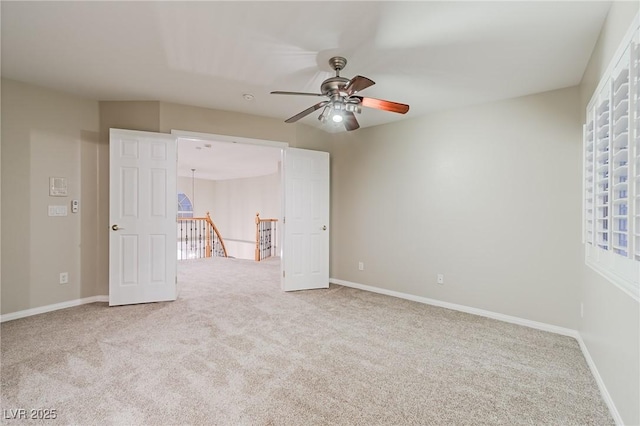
[{"x1": 112, "y1": 224, "x2": 121, "y2": 231}]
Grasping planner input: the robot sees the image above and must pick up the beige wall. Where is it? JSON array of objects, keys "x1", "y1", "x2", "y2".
[
  {"x1": 1, "y1": 78, "x2": 100, "y2": 314},
  {"x1": 330, "y1": 87, "x2": 583, "y2": 329},
  {"x1": 99, "y1": 101, "x2": 160, "y2": 138},
  {"x1": 159, "y1": 102, "x2": 296, "y2": 146},
  {"x1": 578, "y1": 3, "x2": 640, "y2": 425}
]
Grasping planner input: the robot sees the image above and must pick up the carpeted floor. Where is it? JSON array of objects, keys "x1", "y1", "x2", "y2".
[{"x1": 1, "y1": 257, "x2": 612, "y2": 425}]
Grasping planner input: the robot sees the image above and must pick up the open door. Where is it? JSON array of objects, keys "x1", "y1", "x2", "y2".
[
  {"x1": 282, "y1": 148, "x2": 330, "y2": 291},
  {"x1": 109, "y1": 129, "x2": 177, "y2": 306}
]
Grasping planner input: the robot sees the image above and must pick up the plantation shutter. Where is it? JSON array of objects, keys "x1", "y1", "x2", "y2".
[
  {"x1": 595, "y1": 87, "x2": 611, "y2": 251},
  {"x1": 611, "y1": 47, "x2": 630, "y2": 257},
  {"x1": 632, "y1": 33, "x2": 640, "y2": 261},
  {"x1": 583, "y1": 17, "x2": 639, "y2": 298},
  {"x1": 584, "y1": 113, "x2": 595, "y2": 245}
]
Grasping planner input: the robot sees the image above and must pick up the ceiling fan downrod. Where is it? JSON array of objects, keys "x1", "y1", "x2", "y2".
[{"x1": 328, "y1": 56, "x2": 347, "y2": 77}]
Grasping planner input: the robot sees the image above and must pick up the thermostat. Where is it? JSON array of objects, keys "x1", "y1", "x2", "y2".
[{"x1": 49, "y1": 177, "x2": 68, "y2": 197}]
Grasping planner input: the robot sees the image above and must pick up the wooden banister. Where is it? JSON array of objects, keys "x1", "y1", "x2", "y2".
[
  {"x1": 177, "y1": 212, "x2": 227, "y2": 259},
  {"x1": 205, "y1": 212, "x2": 228, "y2": 258},
  {"x1": 255, "y1": 212, "x2": 278, "y2": 261}
]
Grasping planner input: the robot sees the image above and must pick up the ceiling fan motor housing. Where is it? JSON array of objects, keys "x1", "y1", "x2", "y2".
[{"x1": 321, "y1": 76, "x2": 350, "y2": 97}]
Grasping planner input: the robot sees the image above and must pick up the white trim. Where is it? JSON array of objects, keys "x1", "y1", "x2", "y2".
[
  {"x1": 171, "y1": 129, "x2": 289, "y2": 149},
  {"x1": 329, "y1": 278, "x2": 623, "y2": 423},
  {"x1": 330, "y1": 278, "x2": 577, "y2": 337},
  {"x1": 582, "y1": 123, "x2": 587, "y2": 245},
  {"x1": 0, "y1": 295, "x2": 109, "y2": 323},
  {"x1": 576, "y1": 334, "x2": 624, "y2": 425},
  {"x1": 586, "y1": 258, "x2": 640, "y2": 302},
  {"x1": 170, "y1": 128, "x2": 291, "y2": 290}
]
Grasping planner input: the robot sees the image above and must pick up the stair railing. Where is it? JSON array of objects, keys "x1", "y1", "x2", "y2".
[
  {"x1": 255, "y1": 212, "x2": 278, "y2": 261},
  {"x1": 177, "y1": 212, "x2": 228, "y2": 260}
]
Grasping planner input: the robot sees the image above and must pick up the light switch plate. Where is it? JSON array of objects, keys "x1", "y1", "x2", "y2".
[{"x1": 48, "y1": 205, "x2": 68, "y2": 217}]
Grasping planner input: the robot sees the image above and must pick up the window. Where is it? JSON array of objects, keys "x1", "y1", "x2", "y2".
[
  {"x1": 583, "y1": 22, "x2": 640, "y2": 299},
  {"x1": 177, "y1": 192, "x2": 193, "y2": 218}
]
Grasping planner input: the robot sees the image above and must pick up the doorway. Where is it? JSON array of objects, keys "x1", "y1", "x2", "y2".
[
  {"x1": 171, "y1": 129, "x2": 331, "y2": 292},
  {"x1": 175, "y1": 135, "x2": 283, "y2": 262}
]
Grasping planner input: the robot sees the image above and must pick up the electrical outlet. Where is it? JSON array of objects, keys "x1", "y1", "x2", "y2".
[
  {"x1": 59, "y1": 272, "x2": 69, "y2": 284},
  {"x1": 358, "y1": 262, "x2": 364, "y2": 271},
  {"x1": 437, "y1": 274, "x2": 444, "y2": 284}
]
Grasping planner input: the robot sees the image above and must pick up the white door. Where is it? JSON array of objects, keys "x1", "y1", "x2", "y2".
[
  {"x1": 283, "y1": 148, "x2": 330, "y2": 291},
  {"x1": 109, "y1": 129, "x2": 177, "y2": 306}
]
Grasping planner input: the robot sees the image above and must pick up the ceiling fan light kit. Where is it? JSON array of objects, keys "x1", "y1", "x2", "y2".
[{"x1": 271, "y1": 56, "x2": 409, "y2": 131}]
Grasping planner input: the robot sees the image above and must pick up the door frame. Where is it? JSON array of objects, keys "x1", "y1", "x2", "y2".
[{"x1": 171, "y1": 130, "x2": 289, "y2": 288}]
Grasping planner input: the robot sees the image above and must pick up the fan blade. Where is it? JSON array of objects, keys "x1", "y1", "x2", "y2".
[
  {"x1": 343, "y1": 111, "x2": 360, "y2": 131},
  {"x1": 284, "y1": 101, "x2": 329, "y2": 123},
  {"x1": 271, "y1": 91, "x2": 324, "y2": 97},
  {"x1": 345, "y1": 75, "x2": 375, "y2": 96},
  {"x1": 354, "y1": 96, "x2": 410, "y2": 114}
]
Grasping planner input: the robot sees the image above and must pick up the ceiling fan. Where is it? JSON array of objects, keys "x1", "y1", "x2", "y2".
[{"x1": 271, "y1": 56, "x2": 410, "y2": 131}]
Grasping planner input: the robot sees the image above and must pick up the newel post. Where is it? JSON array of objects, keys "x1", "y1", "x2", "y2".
[
  {"x1": 255, "y1": 212, "x2": 261, "y2": 261},
  {"x1": 205, "y1": 212, "x2": 212, "y2": 258}
]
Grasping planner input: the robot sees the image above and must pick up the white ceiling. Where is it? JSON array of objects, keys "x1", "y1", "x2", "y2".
[
  {"x1": 177, "y1": 138, "x2": 281, "y2": 180},
  {"x1": 2, "y1": 1, "x2": 611, "y2": 131},
  {"x1": 1, "y1": 1, "x2": 612, "y2": 180}
]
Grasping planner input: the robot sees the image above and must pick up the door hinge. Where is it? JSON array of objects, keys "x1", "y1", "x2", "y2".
[{"x1": 283, "y1": 217, "x2": 286, "y2": 224}]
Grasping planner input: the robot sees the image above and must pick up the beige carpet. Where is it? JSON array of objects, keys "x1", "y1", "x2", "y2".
[{"x1": 1, "y1": 257, "x2": 612, "y2": 425}]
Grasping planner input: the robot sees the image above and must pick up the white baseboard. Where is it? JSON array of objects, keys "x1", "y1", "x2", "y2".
[
  {"x1": 0, "y1": 295, "x2": 109, "y2": 323},
  {"x1": 330, "y1": 278, "x2": 578, "y2": 337},
  {"x1": 576, "y1": 334, "x2": 623, "y2": 425},
  {"x1": 330, "y1": 277, "x2": 622, "y2": 425}
]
